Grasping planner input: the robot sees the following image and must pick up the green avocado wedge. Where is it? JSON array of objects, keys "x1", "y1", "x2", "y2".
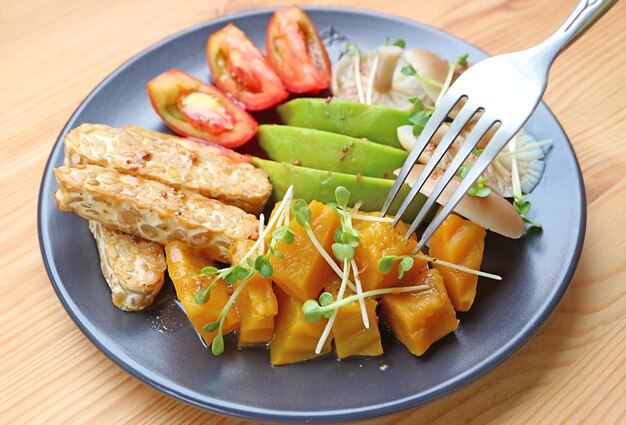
[
  {"x1": 258, "y1": 125, "x2": 408, "y2": 179},
  {"x1": 252, "y1": 157, "x2": 427, "y2": 222},
  {"x1": 276, "y1": 98, "x2": 410, "y2": 148}
]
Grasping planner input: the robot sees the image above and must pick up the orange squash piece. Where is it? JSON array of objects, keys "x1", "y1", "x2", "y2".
[
  {"x1": 269, "y1": 200, "x2": 340, "y2": 301},
  {"x1": 165, "y1": 241, "x2": 239, "y2": 347},
  {"x1": 429, "y1": 214, "x2": 486, "y2": 311},
  {"x1": 229, "y1": 240, "x2": 278, "y2": 346},
  {"x1": 380, "y1": 268, "x2": 459, "y2": 356},
  {"x1": 270, "y1": 286, "x2": 332, "y2": 366},
  {"x1": 354, "y1": 214, "x2": 427, "y2": 291},
  {"x1": 324, "y1": 276, "x2": 383, "y2": 358}
]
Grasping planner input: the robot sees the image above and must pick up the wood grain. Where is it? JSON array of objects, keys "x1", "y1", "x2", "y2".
[{"x1": 1, "y1": 0, "x2": 624, "y2": 423}]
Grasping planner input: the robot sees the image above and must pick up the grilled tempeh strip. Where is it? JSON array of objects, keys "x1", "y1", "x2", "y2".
[
  {"x1": 89, "y1": 221, "x2": 167, "y2": 311},
  {"x1": 53, "y1": 164, "x2": 258, "y2": 263},
  {"x1": 63, "y1": 123, "x2": 272, "y2": 214}
]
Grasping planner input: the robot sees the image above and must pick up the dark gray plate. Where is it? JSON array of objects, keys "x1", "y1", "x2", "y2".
[{"x1": 38, "y1": 7, "x2": 586, "y2": 423}]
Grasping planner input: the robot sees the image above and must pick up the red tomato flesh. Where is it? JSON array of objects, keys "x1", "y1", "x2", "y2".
[
  {"x1": 207, "y1": 24, "x2": 288, "y2": 111},
  {"x1": 146, "y1": 69, "x2": 257, "y2": 148},
  {"x1": 178, "y1": 92, "x2": 235, "y2": 134},
  {"x1": 266, "y1": 7, "x2": 332, "y2": 94}
]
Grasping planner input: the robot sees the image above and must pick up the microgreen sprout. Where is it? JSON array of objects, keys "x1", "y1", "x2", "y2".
[
  {"x1": 294, "y1": 200, "x2": 358, "y2": 293},
  {"x1": 314, "y1": 187, "x2": 368, "y2": 352},
  {"x1": 510, "y1": 136, "x2": 542, "y2": 228},
  {"x1": 392, "y1": 38, "x2": 406, "y2": 48},
  {"x1": 341, "y1": 42, "x2": 365, "y2": 104},
  {"x1": 378, "y1": 254, "x2": 502, "y2": 280},
  {"x1": 408, "y1": 97, "x2": 432, "y2": 137},
  {"x1": 401, "y1": 64, "x2": 444, "y2": 89},
  {"x1": 457, "y1": 52, "x2": 469, "y2": 67},
  {"x1": 456, "y1": 163, "x2": 492, "y2": 198},
  {"x1": 196, "y1": 186, "x2": 296, "y2": 355},
  {"x1": 514, "y1": 193, "x2": 541, "y2": 228},
  {"x1": 303, "y1": 284, "x2": 429, "y2": 324}
]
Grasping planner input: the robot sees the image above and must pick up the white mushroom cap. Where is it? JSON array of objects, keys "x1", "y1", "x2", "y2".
[
  {"x1": 403, "y1": 48, "x2": 449, "y2": 103},
  {"x1": 397, "y1": 164, "x2": 525, "y2": 239}
]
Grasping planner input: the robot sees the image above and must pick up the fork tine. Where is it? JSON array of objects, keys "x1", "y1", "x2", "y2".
[
  {"x1": 414, "y1": 124, "x2": 518, "y2": 253},
  {"x1": 392, "y1": 100, "x2": 478, "y2": 227},
  {"x1": 379, "y1": 92, "x2": 462, "y2": 218},
  {"x1": 404, "y1": 114, "x2": 496, "y2": 239}
]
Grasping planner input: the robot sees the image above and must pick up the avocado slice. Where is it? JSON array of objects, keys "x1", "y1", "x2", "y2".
[
  {"x1": 276, "y1": 98, "x2": 410, "y2": 148},
  {"x1": 258, "y1": 125, "x2": 408, "y2": 179},
  {"x1": 252, "y1": 157, "x2": 427, "y2": 221}
]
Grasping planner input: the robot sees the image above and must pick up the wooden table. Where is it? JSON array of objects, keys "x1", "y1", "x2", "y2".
[{"x1": 1, "y1": 0, "x2": 624, "y2": 423}]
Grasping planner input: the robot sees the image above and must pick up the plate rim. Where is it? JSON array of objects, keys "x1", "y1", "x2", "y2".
[{"x1": 37, "y1": 5, "x2": 587, "y2": 423}]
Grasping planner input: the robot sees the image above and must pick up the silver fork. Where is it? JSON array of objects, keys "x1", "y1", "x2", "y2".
[{"x1": 381, "y1": 0, "x2": 616, "y2": 253}]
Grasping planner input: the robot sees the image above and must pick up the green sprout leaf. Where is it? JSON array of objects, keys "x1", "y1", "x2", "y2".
[
  {"x1": 468, "y1": 185, "x2": 492, "y2": 197},
  {"x1": 377, "y1": 256, "x2": 395, "y2": 275},
  {"x1": 199, "y1": 266, "x2": 218, "y2": 276},
  {"x1": 269, "y1": 245, "x2": 284, "y2": 259},
  {"x1": 302, "y1": 300, "x2": 323, "y2": 322},
  {"x1": 341, "y1": 42, "x2": 360, "y2": 57},
  {"x1": 203, "y1": 321, "x2": 219, "y2": 332},
  {"x1": 393, "y1": 38, "x2": 406, "y2": 48},
  {"x1": 401, "y1": 64, "x2": 417, "y2": 76},
  {"x1": 408, "y1": 102, "x2": 432, "y2": 136},
  {"x1": 246, "y1": 257, "x2": 254, "y2": 267},
  {"x1": 334, "y1": 227, "x2": 344, "y2": 244},
  {"x1": 456, "y1": 163, "x2": 471, "y2": 179},
  {"x1": 258, "y1": 261, "x2": 273, "y2": 278},
  {"x1": 319, "y1": 292, "x2": 333, "y2": 307},
  {"x1": 335, "y1": 186, "x2": 350, "y2": 209},
  {"x1": 456, "y1": 165, "x2": 492, "y2": 197},
  {"x1": 342, "y1": 231, "x2": 360, "y2": 248},
  {"x1": 292, "y1": 201, "x2": 311, "y2": 226},
  {"x1": 322, "y1": 310, "x2": 334, "y2": 319},
  {"x1": 291, "y1": 199, "x2": 307, "y2": 213},
  {"x1": 398, "y1": 256, "x2": 415, "y2": 279},
  {"x1": 211, "y1": 332, "x2": 224, "y2": 356},
  {"x1": 223, "y1": 269, "x2": 238, "y2": 285},
  {"x1": 332, "y1": 243, "x2": 355, "y2": 262},
  {"x1": 273, "y1": 225, "x2": 295, "y2": 244},
  {"x1": 457, "y1": 53, "x2": 469, "y2": 67},
  {"x1": 195, "y1": 284, "x2": 212, "y2": 304},
  {"x1": 236, "y1": 265, "x2": 248, "y2": 280},
  {"x1": 514, "y1": 194, "x2": 541, "y2": 228}
]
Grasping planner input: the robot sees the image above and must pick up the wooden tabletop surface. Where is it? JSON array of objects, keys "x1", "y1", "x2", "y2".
[{"x1": 1, "y1": 0, "x2": 625, "y2": 423}]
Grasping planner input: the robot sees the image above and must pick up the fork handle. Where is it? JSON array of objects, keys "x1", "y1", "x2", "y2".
[{"x1": 539, "y1": 0, "x2": 617, "y2": 60}]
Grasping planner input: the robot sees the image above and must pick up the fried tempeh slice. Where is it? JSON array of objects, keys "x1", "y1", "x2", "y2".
[
  {"x1": 89, "y1": 221, "x2": 167, "y2": 311},
  {"x1": 53, "y1": 164, "x2": 258, "y2": 263},
  {"x1": 63, "y1": 123, "x2": 272, "y2": 214}
]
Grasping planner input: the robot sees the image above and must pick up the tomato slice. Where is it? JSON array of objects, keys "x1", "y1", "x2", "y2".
[
  {"x1": 207, "y1": 24, "x2": 289, "y2": 111},
  {"x1": 266, "y1": 7, "x2": 332, "y2": 94},
  {"x1": 146, "y1": 69, "x2": 257, "y2": 148}
]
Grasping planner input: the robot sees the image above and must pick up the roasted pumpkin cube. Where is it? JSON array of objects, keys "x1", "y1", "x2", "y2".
[
  {"x1": 324, "y1": 277, "x2": 383, "y2": 358},
  {"x1": 229, "y1": 240, "x2": 278, "y2": 346},
  {"x1": 270, "y1": 286, "x2": 332, "y2": 366},
  {"x1": 354, "y1": 214, "x2": 427, "y2": 291},
  {"x1": 380, "y1": 269, "x2": 458, "y2": 356},
  {"x1": 429, "y1": 214, "x2": 486, "y2": 311},
  {"x1": 165, "y1": 241, "x2": 239, "y2": 347},
  {"x1": 269, "y1": 200, "x2": 340, "y2": 301}
]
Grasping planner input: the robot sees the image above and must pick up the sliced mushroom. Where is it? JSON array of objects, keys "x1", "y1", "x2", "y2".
[
  {"x1": 398, "y1": 164, "x2": 525, "y2": 239},
  {"x1": 397, "y1": 124, "x2": 548, "y2": 197},
  {"x1": 333, "y1": 45, "x2": 429, "y2": 110}
]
